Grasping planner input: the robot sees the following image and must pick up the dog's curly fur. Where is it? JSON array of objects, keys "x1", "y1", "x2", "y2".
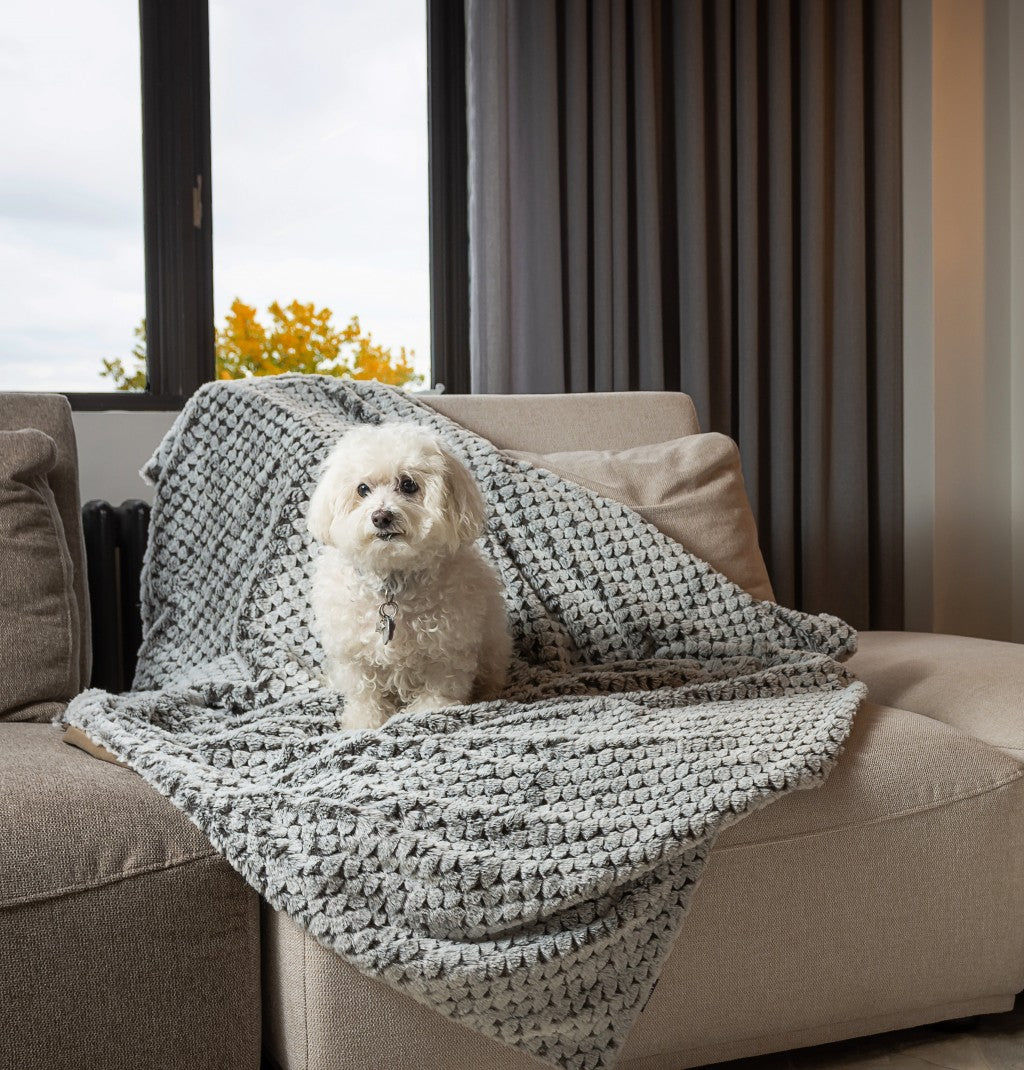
[{"x1": 308, "y1": 423, "x2": 511, "y2": 730}]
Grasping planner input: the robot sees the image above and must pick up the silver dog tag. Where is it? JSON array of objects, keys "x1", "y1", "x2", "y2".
[{"x1": 377, "y1": 599, "x2": 398, "y2": 645}]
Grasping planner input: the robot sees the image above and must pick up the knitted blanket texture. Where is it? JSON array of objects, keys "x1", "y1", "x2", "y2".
[{"x1": 61, "y1": 376, "x2": 864, "y2": 1070}]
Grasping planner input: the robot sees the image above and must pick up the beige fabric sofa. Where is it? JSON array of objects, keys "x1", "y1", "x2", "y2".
[
  {"x1": 264, "y1": 391, "x2": 1024, "y2": 1069},
  {"x1": 0, "y1": 394, "x2": 261, "y2": 1070},
  {"x1": 3, "y1": 389, "x2": 1022, "y2": 1070}
]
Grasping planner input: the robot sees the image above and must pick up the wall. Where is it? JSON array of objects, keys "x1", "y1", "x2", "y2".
[
  {"x1": 1014, "y1": 0, "x2": 1024, "y2": 644},
  {"x1": 902, "y1": 0, "x2": 1024, "y2": 642},
  {"x1": 72, "y1": 410, "x2": 177, "y2": 505}
]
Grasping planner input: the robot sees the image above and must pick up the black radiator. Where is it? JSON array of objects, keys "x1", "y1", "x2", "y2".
[{"x1": 81, "y1": 499, "x2": 151, "y2": 694}]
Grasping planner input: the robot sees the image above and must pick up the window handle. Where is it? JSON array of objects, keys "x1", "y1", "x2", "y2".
[{"x1": 192, "y1": 174, "x2": 203, "y2": 229}]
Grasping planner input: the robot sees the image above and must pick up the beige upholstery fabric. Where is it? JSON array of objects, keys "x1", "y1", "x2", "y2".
[
  {"x1": 849, "y1": 631, "x2": 1024, "y2": 756},
  {"x1": 261, "y1": 392, "x2": 1024, "y2": 1069},
  {"x1": 262, "y1": 701, "x2": 1024, "y2": 1070},
  {"x1": 0, "y1": 724, "x2": 261, "y2": 1070},
  {"x1": 420, "y1": 391, "x2": 700, "y2": 452},
  {"x1": 505, "y1": 433, "x2": 774, "y2": 601},
  {"x1": 0, "y1": 393, "x2": 90, "y2": 688},
  {"x1": 263, "y1": 901, "x2": 552, "y2": 1070},
  {"x1": 0, "y1": 429, "x2": 82, "y2": 722},
  {"x1": 621, "y1": 708, "x2": 1024, "y2": 1068}
]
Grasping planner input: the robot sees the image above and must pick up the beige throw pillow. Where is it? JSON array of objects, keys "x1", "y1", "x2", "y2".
[
  {"x1": 0, "y1": 428, "x2": 82, "y2": 721},
  {"x1": 505, "y1": 433, "x2": 775, "y2": 601}
]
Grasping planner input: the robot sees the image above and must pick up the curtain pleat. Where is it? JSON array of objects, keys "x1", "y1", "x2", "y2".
[
  {"x1": 466, "y1": 0, "x2": 511, "y2": 392},
  {"x1": 465, "y1": 0, "x2": 903, "y2": 629},
  {"x1": 865, "y1": 0, "x2": 904, "y2": 632}
]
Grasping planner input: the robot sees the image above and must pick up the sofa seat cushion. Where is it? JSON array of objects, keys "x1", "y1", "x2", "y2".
[
  {"x1": 262, "y1": 698, "x2": 1024, "y2": 1070},
  {"x1": 848, "y1": 631, "x2": 1024, "y2": 757},
  {"x1": 617, "y1": 699, "x2": 1024, "y2": 1069},
  {"x1": 0, "y1": 724, "x2": 219, "y2": 904},
  {"x1": 0, "y1": 723, "x2": 261, "y2": 1070},
  {"x1": 715, "y1": 698, "x2": 1023, "y2": 848}
]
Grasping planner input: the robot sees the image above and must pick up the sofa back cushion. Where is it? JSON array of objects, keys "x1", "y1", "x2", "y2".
[
  {"x1": 0, "y1": 427, "x2": 83, "y2": 720},
  {"x1": 506, "y1": 433, "x2": 775, "y2": 601},
  {"x1": 0, "y1": 392, "x2": 90, "y2": 690},
  {"x1": 421, "y1": 391, "x2": 700, "y2": 451}
]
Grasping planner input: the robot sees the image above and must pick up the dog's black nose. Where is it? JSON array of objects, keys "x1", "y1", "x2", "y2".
[{"x1": 371, "y1": 508, "x2": 395, "y2": 530}]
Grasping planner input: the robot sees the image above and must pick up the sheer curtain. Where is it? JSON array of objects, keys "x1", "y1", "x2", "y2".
[{"x1": 465, "y1": 0, "x2": 902, "y2": 629}]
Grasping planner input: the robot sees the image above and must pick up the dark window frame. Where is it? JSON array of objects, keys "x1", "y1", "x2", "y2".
[
  {"x1": 67, "y1": 0, "x2": 467, "y2": 410},
  {"x1": 427, "y1": 0, "x2": 470, "y2": 395},
  {"x1": 66, "y1": 0, "x2": 214, "y2": 412}
]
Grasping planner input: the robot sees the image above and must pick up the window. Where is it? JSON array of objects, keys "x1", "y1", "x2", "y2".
[
  {"x1": 2, "y1": 0, "x2": 459, "y2": 407},
  {"x1": 0, "y1": 2, "x2": 145, "y2": 394},
  {"x1": 208, "y1": 0, "x2": 430, "y2": 389}
]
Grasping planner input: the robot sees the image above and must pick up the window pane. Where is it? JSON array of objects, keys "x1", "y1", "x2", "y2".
[
  {"x1": 0, "y1": 3, "x2": 145, "y2": 391},
  {"x1": 209, "y1": 0, "x2": 430, "y2": 387}
]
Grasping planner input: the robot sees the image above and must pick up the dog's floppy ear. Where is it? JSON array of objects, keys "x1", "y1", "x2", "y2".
[
  {"x1": 442, "y1": 450, "x2": 486, "y2": 546},
  {"x1": 306, "y1": 473, "x2": 337, "y2": 545},
  {"x1": 307, "y1": 447, "x2": 346, "y2": 545}
]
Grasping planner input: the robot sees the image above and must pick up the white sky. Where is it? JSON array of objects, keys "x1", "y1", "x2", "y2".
[{"x1": 0, "y1": 0, "x2": 430, "y2": 392}]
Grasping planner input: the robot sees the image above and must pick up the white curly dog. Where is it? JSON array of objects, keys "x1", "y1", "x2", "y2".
[{"x1": 308, "y1": 422, "x2": 511, "y2": 731}]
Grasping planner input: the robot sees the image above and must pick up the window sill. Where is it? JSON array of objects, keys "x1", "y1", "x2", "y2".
[{"x1": 63, "y1": 392, "x2": 187, "y2": 412}]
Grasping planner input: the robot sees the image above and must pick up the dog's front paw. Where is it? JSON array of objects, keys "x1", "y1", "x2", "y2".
[
  {"x1": 341, "y1": 698, "x2": 391, "y2": 732},
  {"x1": 405, "y1": 692, "x2": 466, "y2": 715}
]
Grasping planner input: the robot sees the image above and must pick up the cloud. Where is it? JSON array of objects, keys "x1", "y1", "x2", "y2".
[
  {"x1": 0, "y1": 3, "x2": 144, "y2": 390},
  {"x1": 0, "y1": 0, "x2": 431, "y2": 392},
  {"x1": 209, "y1": 0, "x2": 431, "y2": 377}
]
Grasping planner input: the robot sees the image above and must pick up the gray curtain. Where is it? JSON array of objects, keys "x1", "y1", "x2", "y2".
[{"x1": 465, "y1": 0, "x2": 903, "y2": 630}]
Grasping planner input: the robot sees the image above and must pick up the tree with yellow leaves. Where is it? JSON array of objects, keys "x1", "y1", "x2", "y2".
[
  {"x1": 100, "y1": 320, "x2": 148, "y2": 391},
  {"x1": 101, "y1": 299, "x2": 423, "y2": 389}
]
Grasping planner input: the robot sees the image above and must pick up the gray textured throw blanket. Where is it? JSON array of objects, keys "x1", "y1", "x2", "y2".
[{"x1": 62, "y1": 376, "x2": 864, "y2": 1070}]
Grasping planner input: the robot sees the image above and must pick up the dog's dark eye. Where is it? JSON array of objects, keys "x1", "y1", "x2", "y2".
[
  {"x1": 399, "y1": 476, "x2": 419, "y2": 496},
  {"x1": 356, "y1": 483, "x2": 371, "y2": 498}
]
